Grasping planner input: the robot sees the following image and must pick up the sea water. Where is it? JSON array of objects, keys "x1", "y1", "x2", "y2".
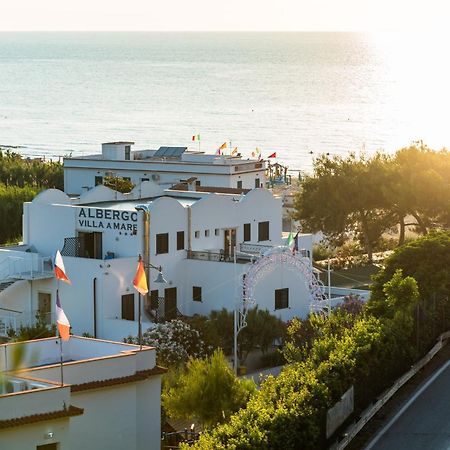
[{"x1": 0, "y1": 32, "x2": 448, "y2": 170}]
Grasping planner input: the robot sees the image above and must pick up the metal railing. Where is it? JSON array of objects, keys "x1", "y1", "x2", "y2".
[
  {"x1": 239, "y1": 243, "x2": 273, "y2": 255},
  {"x1": 61, "y1": 236, "x2": 85, "y2": 258},
  {"x1": 0, "y1": 255, "x2": 53, "y2": 282},
  {"x1": 186, "y1": 250, "x2": 253, "y2": 264}
]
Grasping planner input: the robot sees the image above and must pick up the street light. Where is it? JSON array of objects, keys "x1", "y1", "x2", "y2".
[{"x1": 135, "y1": 204, "x2": 167, "y2": 349}]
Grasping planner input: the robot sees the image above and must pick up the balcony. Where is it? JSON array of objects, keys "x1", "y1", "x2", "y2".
[
  {"x1": 186, "y1": 249, "x2": 256, "y2": 264},
  {"x1": 0, "y1": 254, "x2": 53, "y2": 282}
]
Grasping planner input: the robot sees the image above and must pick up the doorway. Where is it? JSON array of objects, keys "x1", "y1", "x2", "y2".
[
  {"x1": 164, "y1": 287, "x2": 177, "y2": 321},
  {"x1": 78, "y1": 231, "x2": 102, "y2": 259},
  {"x1": 224, "y1": 229, "x2": 236, "y2": 260},
  {"x1": 38, "y1": 292, "x2": 51, "y2": 325}
]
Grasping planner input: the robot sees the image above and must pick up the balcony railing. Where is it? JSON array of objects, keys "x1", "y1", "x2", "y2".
[
  {"x1": 186, "y1": 250, "x2": 255, "y2": 264},
  {"x1": 0, "y1": 255, "x2": 53, "y2": 282}
]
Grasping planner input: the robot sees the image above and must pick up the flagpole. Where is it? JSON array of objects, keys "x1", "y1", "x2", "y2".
[
  {"x1": 138, "y1": 292, "x2": 142, "y2": 351},
  {"x1": 57, "y1": 284, "x2": 64, "y2": 387}
]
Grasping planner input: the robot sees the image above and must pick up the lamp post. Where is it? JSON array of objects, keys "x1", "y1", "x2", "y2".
[{"x1": 135, "y1": 204, "x2": 167, "y2": 348}]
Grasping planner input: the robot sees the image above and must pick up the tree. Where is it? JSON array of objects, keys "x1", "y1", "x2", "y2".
[
  {"x1": 103, "y1": 176, "x2": 134, "y2": 193},
  {"x1": 294, "y1": 152, "x2": 394, "y2": 261},
  {"x1": 0, "y1": 183, "x2": 39, "y2": 244},
  {"x1": 163, "y1": 349, "x2": 256, "y2": 428},
  {"x1": 385, "y1": 145, "x2": 450, "y2": 244}
]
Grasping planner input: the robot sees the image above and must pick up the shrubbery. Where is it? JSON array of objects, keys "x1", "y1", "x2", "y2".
[{"x1": 184, "y1": 232, "x2": 450, "y2": 449}]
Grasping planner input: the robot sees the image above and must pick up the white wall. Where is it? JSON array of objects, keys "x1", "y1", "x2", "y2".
[{"x1": 0, "y1": 417, "x2": 70, "y2": 450}]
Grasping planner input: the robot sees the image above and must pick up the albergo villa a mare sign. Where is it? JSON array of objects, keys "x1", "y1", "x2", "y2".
[{"x1": 77, "y1": 208, "x2": 138, "y2": 232}]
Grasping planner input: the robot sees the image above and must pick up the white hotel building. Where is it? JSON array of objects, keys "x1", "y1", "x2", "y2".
[
  {"x1": 0, "y1": 336, "x2": 164, "y2": 450},
  {"x1": 0, "y1": 178, "x2": 324, "y2": 342},
  {"x1": 64, "y1": 142, "x2": 267, "y2": 196}
]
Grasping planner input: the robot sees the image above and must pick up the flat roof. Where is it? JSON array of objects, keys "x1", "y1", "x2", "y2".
[
  {"x1": 102, "y1": 141, "x2": 135, "y2": 145},
  {"x1": 83, "y1": 195, "x2": 199, "y2": 210}
]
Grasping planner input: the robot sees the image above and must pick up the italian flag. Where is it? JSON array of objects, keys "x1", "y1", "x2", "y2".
[{"x1": 192, "y1": 134, "x2": 201, "y2": 141}]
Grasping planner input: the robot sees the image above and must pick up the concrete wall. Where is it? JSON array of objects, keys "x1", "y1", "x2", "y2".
[{"x1": 0, "y1": 417, "x2": 70, "y2": 450}]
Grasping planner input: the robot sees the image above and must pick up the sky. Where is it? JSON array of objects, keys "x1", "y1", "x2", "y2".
[{"x1": 0, "y1": 0, "x2": 448, "y2": 31}]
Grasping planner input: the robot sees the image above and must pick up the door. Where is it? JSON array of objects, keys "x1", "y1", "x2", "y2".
[
  {"x1": 224, "y1": 229, "x2": 236, "y2": 260},
  {"x1": 38, "y1": 292, "x2": 51, "y2": 325},
  {"x1": 164, "y1": 287, "x2": 177, "y2": 321},
  {"x1": 121, "y1": 294, "x2": 135, "y2": 321},
  {"x1": 78, "y1": 232, "x2": 103, "y2": 259}
]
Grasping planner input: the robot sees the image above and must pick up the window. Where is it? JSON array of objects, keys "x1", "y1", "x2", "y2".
[
  {"x1": 195, "y1": 231, "x2": 200, "y2": 238},
  {"x1": 95, "y1": 176, "x2": 103, "y2": 186},
  {"x1": 141, "y1": 178, "x2": 149, "y2": 182},
  {"x1": 237, "y1": 180, "x2": 243, "y2": 189},
  {"x1": 150, "y1": 290, "x2": 159, "y2": 310},
  {"x1": 177, "y1": 231, "x2": 185, "y2": 250},
  {"x1": 125, "y1": 145, "x2": 131, "y2": 160},
  {"x1": 156, "y1": 233, "x2": 169, "y2": 254},
  {"x1": 193, "y1": 286, "x2": 202, "y2": 302},
  {"x1": 205, "y1": 229, "x2": 210, "y2": 237},
  {"x1": 275, "y1": 288, "x2": 289, "y2": 310},
  {"x1": 196, "y1": 180, "x2": 201, "y2": 186},
  {"x1": 122, "y1": 294, "x2": 135, "y2": 321},
  {"x1": 255, "y1": 178, "x2": 260, "y2": 188},
  {"x1": 243, "y1": 223, "x2": 251, "y2": 242},
  {"x1": 258, "y1": 221, "x2": 269, "y2": 241},
  {"x1": 215, "y1": 228, "x2": 220, "y2": 236}
]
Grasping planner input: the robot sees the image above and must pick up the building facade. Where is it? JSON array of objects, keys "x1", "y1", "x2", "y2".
[
  {"x1": 0, "y1": 336, "x2": 164, "y2": 450},
  {"x1": 64, "y1": 142, "x2": 266, "y2": 195},
  {"x1": 0, "y1": 182, "x2": 325, "y2": 342}
]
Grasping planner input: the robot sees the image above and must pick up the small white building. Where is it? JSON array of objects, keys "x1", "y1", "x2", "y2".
[
  {"x1": 0, "y1": 181, "x2": 323, "y2": 342},
  {"x1": 0, "y1": 336, "x2": 164, "y2": 450},
  {"x1": 64, "y1": 142, "x2": 267, "y2": 195}
]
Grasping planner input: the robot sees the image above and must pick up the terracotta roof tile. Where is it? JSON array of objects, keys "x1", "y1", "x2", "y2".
[
  {"x1": 71, "y1": 366, "x2": 167, "y2": 392},
  {"x1": 0, "y1": 405, "x2": 84, "y2": 429}
]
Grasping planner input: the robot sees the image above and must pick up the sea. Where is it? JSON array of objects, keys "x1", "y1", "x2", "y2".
[{"x1": 0, "y1": 32, "x2": 449, "y2": 172}]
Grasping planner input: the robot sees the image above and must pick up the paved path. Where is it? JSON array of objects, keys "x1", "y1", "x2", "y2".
[{"x1": 365, "y1": 360, "x2": 450, "y2": 450}]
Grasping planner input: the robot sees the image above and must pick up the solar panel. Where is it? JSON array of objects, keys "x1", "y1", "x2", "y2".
[{"x1": 154, "y1": 147, "x2": 187, "y2": 157}]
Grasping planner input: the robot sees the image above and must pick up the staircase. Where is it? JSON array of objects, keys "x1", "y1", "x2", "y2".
[{"x1": 0, "y1": 279, "x2": 17, "y2": 294}]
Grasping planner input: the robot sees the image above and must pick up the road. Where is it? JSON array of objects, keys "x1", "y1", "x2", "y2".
[{"x1": 365, "y1": 360, "x2": 450, "y2": 450}]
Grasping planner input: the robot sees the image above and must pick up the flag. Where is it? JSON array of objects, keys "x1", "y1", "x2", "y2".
[
  {"x1": 133, "y1": 259, "x2": 148, "y2": 295},
  {"x1": 292, "y1": 232, "x2": 299, "y2": 254},
  {"x1": 216, "y1": 142, "x2": 227, "y2": 155},
  {"x1": 268, "y1": 152, "x2": 277, "y2": 158},
  {"x1": 251, "y1": 147, "x2": 261, "y2": 159},
  {"x1": 56, "y1": 290, "x2": 71, "y2": 341},
  {"x1": 231, "y1": 147, "x2": 238, "y2": 156},
  {"x1": 54, "y1": 250, "x2": 71, "y2": 284},
  {"x1": 286, "y1": 232, "x2": 299, "y2": 254},
  {"x1": 192, "y1": 134, "x2": 200, "y2": 141},
  {"x1": 286, "y1": 232, "x2": 294, "y2": 250}
]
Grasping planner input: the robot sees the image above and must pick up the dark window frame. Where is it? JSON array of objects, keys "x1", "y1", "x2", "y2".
[
  {"x1": 95, "y1": 176, "x2": 103, "y2": 186},
  {"x1": 275, "y1": 288, "x2": 289, "y2": 310},
  {"x1": 125, "y1": 145, "x2": 131, "y2": 160},
  {"x1": 243, "y1": 223, "x2": 251, "y2": 242},
  {"x1": 255, "y1": 178, "x2": 260, "y2": 188},
  {"x1": 121, "y1": 294, "x2": 135, "y2": 321},
  {"x1": 258, "y1": 221, "x2": 270, "y2": 242},
  {"x1": 156, "y1": 233, "x2": 169, "y2": 254},
  {"x1": 193, "y1": 286, "x2": 202, "y2": 302},
  {"x1": 237, "y1": 180, "x2": 243, "y2": 189},
  {"x1": 177, "y1": 231, "x2": 185, "y2": 250}
]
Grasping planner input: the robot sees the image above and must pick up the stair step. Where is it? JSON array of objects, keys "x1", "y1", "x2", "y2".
[{"x1": 0, "y1": 280, "x2": 16, "y2": 293}]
